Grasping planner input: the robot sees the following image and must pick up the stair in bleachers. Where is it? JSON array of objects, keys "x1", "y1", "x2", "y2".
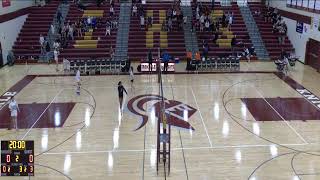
[
  {"x1": 114, "y1": 3, "x2": 131, "y2": 61},
  {"x1": 248, "y1": 2, "x2": 294, "y2": 60},
  {"x1": 239, "y1": 5, "x2": 269, "y2": 60},
  {"x1": 181, "y1": 5, "x2": 199, "y2": 54}
]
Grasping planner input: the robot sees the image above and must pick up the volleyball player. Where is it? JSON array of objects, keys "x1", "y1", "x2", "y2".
[{"x1": 118, "y1": 81, "x2": 128, "y2": 110}]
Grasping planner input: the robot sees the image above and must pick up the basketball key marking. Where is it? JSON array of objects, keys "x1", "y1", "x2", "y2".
[{"x1": 127, "y1": 94, "x2": 197, "y2": 131}]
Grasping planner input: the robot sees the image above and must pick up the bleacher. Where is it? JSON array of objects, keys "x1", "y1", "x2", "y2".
[
  {"x1": 59, "y1": 2, "x2": 120, "y2": 60},
  {"x1": 128, "y1": 1, "x2": 186, "y2": 61},
  {"x1": 248, "y1": 2, "x2": 294, "y2": 60},
  {"x1": 12, "y1": 0, "x2": 60, "y2": 62},
  {"x1": 192, "y1": 2, "x2": 254, "y2": 59}
]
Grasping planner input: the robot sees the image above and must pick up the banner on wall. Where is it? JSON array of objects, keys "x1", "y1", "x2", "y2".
[
  {"x1": 2, "y1": 0, "x2": 11, "y2": 7},
  {"x1": 296, "y1": 21, "x2": 303, "y2": 33}
]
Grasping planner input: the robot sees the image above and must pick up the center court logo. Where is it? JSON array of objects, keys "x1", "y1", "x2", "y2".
[{"x1": 127, "y1": 94, "x2": 197, "y2": 131}]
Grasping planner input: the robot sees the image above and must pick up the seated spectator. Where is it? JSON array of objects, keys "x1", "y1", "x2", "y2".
[
  {"x1": 132, "y1": 3, "x2": 137, "y2": 16},
  {"x1": 228, "y1": 12, "x2": 233, "y2": 30},
  {"x1": 92, "y1": 17, "x2": 97, "y2": 29},
  {"x1": 147, "y1": 16, "x2": 153, "y2": 28},
  {"x1": 140, "y1": 16, "x2": 145, "y2": 30},
  {"x1": 205, "y1": 19, "x2": 210, "y2": 31},
  {"x1": 213, "y1": 31, "x2": 219, "y2": 44},
  {"x1": 110, "y1": 5, "x2": 114, "y2": 16},
  {"x1": 105, "y1": 22, "x2": 111, "y2": 36}
]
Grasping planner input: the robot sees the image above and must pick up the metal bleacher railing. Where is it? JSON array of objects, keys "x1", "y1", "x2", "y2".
[{"x1": 191, "y1": 56, "x2": 240, "y2": 71}]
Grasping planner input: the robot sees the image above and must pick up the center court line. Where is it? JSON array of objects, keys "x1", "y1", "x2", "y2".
[
  {"x1": 190, "y1": 87, "x2": 213, "y2": 147},
  {"x1": 20, "y1": 88, "x2": 64, "y2": 140},
  {"x1": 252, "y1": 85, "x2": 308, "y2": 144},
  {"x1": 42, "y1": 142, "x2": 311, "y2": 155}
]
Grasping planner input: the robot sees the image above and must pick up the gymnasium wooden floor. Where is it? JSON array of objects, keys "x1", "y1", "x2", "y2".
[{"x1": 1, "y1": 62, "x2": 320, "y2": 180}]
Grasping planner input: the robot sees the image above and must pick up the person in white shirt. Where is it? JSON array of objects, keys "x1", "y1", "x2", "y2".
[
  {"x1": 51, "y1": 24, "x2": 55, "y2": 35},
  {"x1": 69, "y1": 25, "x2": 74, "y2": 40},
  {"x1": 228, "y1": 13, "x2": 233, "y2": 30},
  {"x1": 54, "y1": 50, "x2": 59, "y2": 71},
  {"x1": 140, "y1": 16, "x2": 145, "y2": 29},
  {"x1": 106, "y1": 24, "x2": 111, "y2": 36},
  {"x1": 132, "y1": 4, "x2": 137, "y2": 16},
  {"x1": 75, "y1": 69, "x2": 81, "y2": 95},
  {"x1": 110, "y1": 6, "x2": 114, "y2": 16},
  {"x1": 8, "y1": 96, "x2": 19, "y2": 130}
]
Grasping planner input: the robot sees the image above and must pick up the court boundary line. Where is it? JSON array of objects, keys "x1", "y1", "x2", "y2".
[
  {"x1": 41, "y1": 142, "x2": 311, "y2": 155},
  {"x1": 20, "y1": 88, "x2": 64, "y2": 140},
  {"x1": 190, "y1": 87, "x2": 213, "y2": 147},
  {"x1": 252, "y1": 85, "x2": 308, "y2": 144}
]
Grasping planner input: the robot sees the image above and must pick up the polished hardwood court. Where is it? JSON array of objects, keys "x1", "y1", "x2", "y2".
[{"x1": 0, "y1": 62, "x2": 320, "y2": 180}]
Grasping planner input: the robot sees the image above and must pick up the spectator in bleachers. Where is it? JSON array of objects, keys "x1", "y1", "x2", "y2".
[
  {"x1": 222, "y1": 13, "x2": 226, "y2": 27},
  {"x1": 110, "y1": 5, "x2": 115, "y2": 16},
  {"x1": 140, "y1": 15, "x2": 145, "y2": 30},
  {"x1": 147, "y1": 16, "x2": 153, "y2": 28},
  {"x1": 68, "y1": 24, "x2": 74, "y2": 40},
  {"x1": 227, "y1": 12, "x2": 233, "y2": 30},
  {"x1": 76, "y1": 19, "x2": 82, "y2": 37},
  {"x1": 231, "y1": 35, "x2": 237, "y2": 56},
  {"x1": 57, "y1": 10, "x2": 62, "y2": 25},
  {"x1": 106, "y1": 22, "x2": 111, "y2": 36},
  {"x1": 132, "y1": 4, "x2": 138, "y2": 16},
  {"x1": 278, "y1": 22, "x2": 287, "y2": 45},
  {"x1": 112, "y1": 16, "x2": 118, "y2": 29},
  {"x1": 110, "y1": 46, "x2": 114, "y2": 59},
  {"x1": 212, "y1": 31, "x2": 219, "y2": 44},
  {"x1": 92, "y1": 17, "x2": 97, "y2": 29},
  {"x1": 204, "y1": 19, "x2": 210, "y2": 31},
  {"x1": 202, "y1": 40, "x2": 209, "y2": 60}
]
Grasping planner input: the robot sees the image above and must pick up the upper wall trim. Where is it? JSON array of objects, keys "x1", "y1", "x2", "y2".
[
  {"x1": 0, "y1": 7, "x2": 32, "y2": 23},
  {"x1": 278, "y1": 9, "x2": 312, "y2": 25}
]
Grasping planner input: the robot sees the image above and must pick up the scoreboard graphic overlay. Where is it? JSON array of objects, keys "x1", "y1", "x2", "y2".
[{"x1": 1, "y1": 140, "x2": 34, "y2": 176}]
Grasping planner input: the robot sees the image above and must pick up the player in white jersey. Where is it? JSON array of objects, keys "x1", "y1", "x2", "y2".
[{"x1": 8, "y1": 96, "x2": 19, "y2": 130}]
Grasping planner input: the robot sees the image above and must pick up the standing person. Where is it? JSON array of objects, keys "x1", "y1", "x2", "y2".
[
  {"x1": 148, "y1": 49, "x2": 153, "y2": 72},
  {"x1": 45, "y1": 40, "x2": 51, "y2": 63},
  {"x1": 118, "y1": 81, "x2": 128, "y2": 110},
  {"x1": 231, "y1": 35, "x2": 237, "y2": 56},
  {"x1": 54, "y1": 49, "x2": 59, "y2": 71},
  {"x1": 8, "y1": 96, "x2": 19, "y2": 130},
  {"x1": 129, "y1": 66, "x2": 134, "y2": 89},
  {"x1": 75, "y1": 69, "x2": 81, "y2": 95},
  {"x1": 39, "y1": 34, "x2": 45, "y2": 54},
  {"x1": 162, "y1": 51, "x2": 170, "y2": 73}
]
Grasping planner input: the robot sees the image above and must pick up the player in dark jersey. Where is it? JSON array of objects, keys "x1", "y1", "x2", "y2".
[{"x1": 118, "y1": 81, "x2": 128, "y2": 110}]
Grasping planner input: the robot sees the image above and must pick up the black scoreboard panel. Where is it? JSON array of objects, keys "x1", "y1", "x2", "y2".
[{"x1": 1, "y1": 140, "x2": 34, "y2": 176}]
